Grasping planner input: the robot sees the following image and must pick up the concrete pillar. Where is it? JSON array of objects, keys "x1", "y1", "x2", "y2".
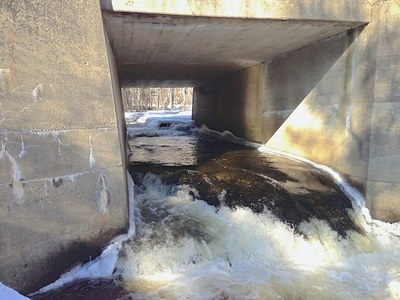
[
  {"x1": 366, "y1": 1, "x2": 400, "y2": 222},
  {"x1": 0, "y1": 0, "x2": 128, "y2": 294}
]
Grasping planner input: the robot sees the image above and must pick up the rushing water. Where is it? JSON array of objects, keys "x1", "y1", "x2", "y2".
[{"x1": 33, "y1": 111, "x2": 400, "y2": 299}]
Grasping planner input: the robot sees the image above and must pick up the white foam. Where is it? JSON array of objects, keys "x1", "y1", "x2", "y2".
[
  {"x1": 115, "y1": 175, "x2": 400, "y2": 299},
  {"x1": 122, "y1": 122, "x2": 400, "y2": 299},
  {"x1": 127, "y1": 170, "x2": 136, "y2": 236},
  {"x1": 32, "y1": 117, "x2": 400, "y2": 299}
]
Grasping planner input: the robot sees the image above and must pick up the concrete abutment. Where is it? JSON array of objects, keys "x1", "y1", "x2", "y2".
[
  {"x1": 193, "y1": 1, "x2": 400, "y2": 223},
  {"x1": 0, "y1": 0, "x2": 128, "y2": 293}
]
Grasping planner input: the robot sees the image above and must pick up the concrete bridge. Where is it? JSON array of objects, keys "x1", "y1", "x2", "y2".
[{"x1": 1, "y1": 0, "x2": 399, "y2": 294}]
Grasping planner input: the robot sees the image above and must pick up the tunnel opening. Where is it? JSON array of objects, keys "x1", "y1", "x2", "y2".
[
  {"x1": 121, "y1": 86, "x2": 194, "y2": 138},
  {"x1": 102, "y1": 10, "x2": 366, "y2": 143},
  {"x1": 101, "y1": 9, "x2": 368, "y2": 225},
  {"x1": 121, "y1": 86, "x2": 193, "y2": 113}
]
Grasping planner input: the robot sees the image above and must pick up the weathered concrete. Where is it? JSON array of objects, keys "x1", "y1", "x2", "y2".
[
  {"x1": 262, "y1": 1, "x2": 400, "y2": 222},
  {"x1": 366, "y1": 1, "x2": 400, "y2": 222},
  {"x1": 193, "y1": 1, "x2": 400, "y2": 223},
  {"x1": 193, "y1": 65, "x2": 265, "y2": 141},
  {"x1": 262, "y1": 28, "x2": 372, "y2": 188},
  {"x1": 100, "y1": 0, "x2": 369, "y2": 22},
  {"x1": 0, "y1": 0, "x2": 128, "y2": 294},
  {"x1": 102, "y1": 6, "x2": 366, "y2": 87}
]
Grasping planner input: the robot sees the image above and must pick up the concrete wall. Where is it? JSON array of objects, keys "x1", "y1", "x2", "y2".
[
  {"x1": 193, "y1": 65, "x2": 264, "y2": 141},
  {"x1": 262, "y1": 1, "x2": 400, "y2": 222},
  {"x1": 263, "y1": 28, "x2": 373, "y2": 191},
  {"x1": 0, "y1": 0, "x2": 128, "y2": 294},
  {"x1": 101, "y1": 0, "x2": 369, "y2": 22},
  {"x1": 193, "y1": 1, "x2": 400, "y2": 222},
  {"x1": 366, "y1": 1, "x2": 400, "y2": 222}
]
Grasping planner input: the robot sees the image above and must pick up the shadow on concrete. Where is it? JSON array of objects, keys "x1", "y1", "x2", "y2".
[
  {"x1": 264, "y1": 27, "x2": 371, "y2": 190},
  {"x1": 0, "y1": 220, "x2": 124, "y2": 295}
]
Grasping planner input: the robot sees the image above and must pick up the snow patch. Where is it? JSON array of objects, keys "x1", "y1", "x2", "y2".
[
  {"x1": 126, "y1": 110, "x2": 196, "y2": 139},
  {"x1": 0, "y1": 282, "x2": 29, "y2": 300},
  {"x1": 32, "y1": 236, "x2": 126, "y2": 295}
]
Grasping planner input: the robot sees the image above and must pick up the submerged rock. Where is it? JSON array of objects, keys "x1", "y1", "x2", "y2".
[{"x1": 133, "y1": 149, "x2": 362, "y2": 237}]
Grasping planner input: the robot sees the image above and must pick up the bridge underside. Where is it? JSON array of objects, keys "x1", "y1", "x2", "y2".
[
  {"x1": 103, "y1": 12, "x2": 363, "y2": 87},
  {"x1": 102, "y1": 1, "x2": 400, "y2": 227}
]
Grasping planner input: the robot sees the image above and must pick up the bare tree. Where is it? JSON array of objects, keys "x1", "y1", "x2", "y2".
[{"x1": 121, "y1": 87, "x2": 193, "y2": 111}]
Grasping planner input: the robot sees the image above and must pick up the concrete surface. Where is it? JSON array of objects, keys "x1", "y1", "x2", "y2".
[
  {"x1": 100, "y1": 0, "x2": 369, "y2": 22},
  {"x1": 0, "y1": 0, "x2": 128, "y2": 294},
  {"x1": 366, "y1": 0, "x2": 400, "y2": 222},
  {"x1": 262, "y1": 28, "x2": 372, "y2": 187},
  {"x1": 193, "y1": 65, "x2": 264, "y2": 141},
  {"x1": 102, "y1": 10, "x2": 365, "y2": 87},
  {"x1": 261, "y1": 1, "x2": 400, "y2": 222},
  {"x1": 193, "y1": 1, "x2": 400, "y2": 222}
]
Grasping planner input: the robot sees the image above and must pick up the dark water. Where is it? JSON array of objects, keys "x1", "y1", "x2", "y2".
[
  {"x1": 31, "y1": 279, "x2": 130, "y2": 300},
  {"x1": 128, "y1": 124, "x2": 360, "y2": 237},
  {"x1": 128, "y1": 125, "x2": 250, "y2": 171}
]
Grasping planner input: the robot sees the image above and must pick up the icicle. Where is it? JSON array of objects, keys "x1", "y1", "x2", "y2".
[
  {"x1": 32, "y1": 84, "x2": 43, "y2": 103},
  {"x1": 1, "y1": 142, "x2": 24, "y2": 201},
  {"x1": 18, "y1": 135, "x2": 26, "y2": 158},
  {"x1": 44, "y1": 178, "x2": 49, "y2": 197},
  {"x1": 89, "y1": 136, "x2": 96, "y2": 169},
  {"x1": 57, "y1": 137, "x2": 62, "y2": 156},
  {"x1": 97, "y1": 173, "x2": 110, "y2": 214}
]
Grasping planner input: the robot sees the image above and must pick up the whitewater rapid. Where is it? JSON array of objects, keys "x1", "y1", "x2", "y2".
[
  {"x1": 32, "y1": 111, "x2": 400, "y2": 300},
  {"x1": 115, "y1": 173, "x2": 400, "y2": 300}
]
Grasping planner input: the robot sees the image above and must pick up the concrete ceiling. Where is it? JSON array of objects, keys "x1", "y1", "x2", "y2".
[{"x1": 102, "y1": 12, "x2": 364, "y2": 87}]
